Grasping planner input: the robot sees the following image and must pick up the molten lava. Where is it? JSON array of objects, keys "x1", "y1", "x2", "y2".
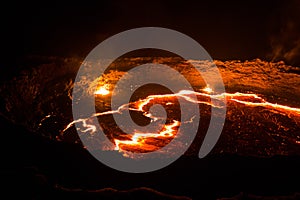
[
  {"x1": 2, "y1": 57, "x2": 299, "y2": 158},
  {"x1": 62, "y1": 85, "x2": 300, "y2": 156},
  {"x1": 114, "y1": 120, "x2": 180, "y2": 153},
  {"x1": 94, "y1": 85, "x2": 110, "y2": 96}
]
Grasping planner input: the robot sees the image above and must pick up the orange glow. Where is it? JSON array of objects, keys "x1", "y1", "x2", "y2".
[
  {"x1": 63, "y1": 86, "x2": 300, "y2": 155},
  {"x1": 94, "y1": 85, "x2": 110, "y2": 95},
  {"x1": 222, "y1": 92, "x2": 300, "y2": 115},
  {"x1": 202, "y1": 85, "x2": 213, "y2": 93},
  {"x1": 114, "y1": 120, "x2": 180, "y2": 152}
]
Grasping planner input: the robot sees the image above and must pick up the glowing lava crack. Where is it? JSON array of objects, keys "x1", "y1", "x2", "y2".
[{"x1": 62, "y1": 86, "x2": 300, "y2": 155}]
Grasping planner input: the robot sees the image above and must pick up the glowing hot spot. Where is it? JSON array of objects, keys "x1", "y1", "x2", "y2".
[
  {"x1": 94, "y1": 85, "x2": 110, "y2": 95},
  {"x1": 202, "y1": 85, "x2": 213, "y2": 93},
  {"x1": 114, "y1": 120, "x2": 180, "y2": 152}
]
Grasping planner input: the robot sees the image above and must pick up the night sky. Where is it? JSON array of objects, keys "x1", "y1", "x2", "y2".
[{"x1": 2, "y1": 0, "x2": 300, "y2": 74}]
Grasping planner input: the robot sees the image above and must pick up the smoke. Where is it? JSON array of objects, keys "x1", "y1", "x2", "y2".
[{"x1": 268, "y1": 0, "x2": 300, "y2": 66}]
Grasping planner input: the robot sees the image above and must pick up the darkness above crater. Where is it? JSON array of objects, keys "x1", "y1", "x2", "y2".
[{"x1": 3, "y1": 0, "x2": 300, "y2": 67}]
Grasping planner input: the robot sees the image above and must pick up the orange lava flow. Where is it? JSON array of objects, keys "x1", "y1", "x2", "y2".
[
  {"x1": 226, "y1": 93, "x2": 300, "y2": 115},
  {"x1": 114, "y1": 120, "x2": 180, "y2": 152},
  {"x1": 62, "y1": 85, "x2": 300, "y2": 153}
]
